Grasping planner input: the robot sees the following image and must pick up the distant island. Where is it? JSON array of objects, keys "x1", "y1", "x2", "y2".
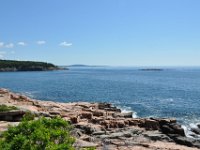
[
  {"x1": 139, "y1": 68, "x2": 164, "y2": 71},
  {"x1": 0, "y1": 60, "x2": 62, "y2": 72},
  {"x1": 68, "y1": 64, "x2": 90, "y2": 67},
  {"x1": 68, "y1": 64, "x2": 107, "y2": 67}
]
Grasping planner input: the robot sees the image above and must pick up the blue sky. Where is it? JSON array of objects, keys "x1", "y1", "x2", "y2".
[{"x1": 0, "y1": 0, "x2": 200, "y2": 66}]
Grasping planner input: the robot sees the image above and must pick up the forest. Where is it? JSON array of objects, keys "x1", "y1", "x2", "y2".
[{"x1": 0, "y1": 60, "x2": 59, "y2": 71}]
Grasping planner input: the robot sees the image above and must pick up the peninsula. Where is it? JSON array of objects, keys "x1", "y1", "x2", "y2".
[{"x1": 0, "y1": 60, "x2": 61, "y2": 72}]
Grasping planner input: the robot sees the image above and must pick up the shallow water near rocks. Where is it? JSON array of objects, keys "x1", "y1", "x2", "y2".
[{"x1": 0, "y1": 66, "x2": 200, "y2": 136}]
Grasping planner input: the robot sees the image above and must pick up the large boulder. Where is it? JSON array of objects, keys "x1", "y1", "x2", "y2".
[
  {"x1": 139, "y1": 119, "x2": 160, "y2": 130},
  {"x1": 160, "y1": 123, "x2": 185, "y2": 136}
]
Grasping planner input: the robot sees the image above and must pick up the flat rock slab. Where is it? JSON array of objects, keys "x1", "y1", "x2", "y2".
[{"x1": 74, "y1": 139, "x2": 98, "y2": 148}]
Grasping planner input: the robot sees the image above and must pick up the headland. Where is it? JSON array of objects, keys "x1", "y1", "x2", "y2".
[{"x1": 0, "y1": 88, "x2": 199, "y2": 149}]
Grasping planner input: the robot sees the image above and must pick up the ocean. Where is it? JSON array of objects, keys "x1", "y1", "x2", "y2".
[{"x1": 0, "y1": 67, "x2": 200, "y2": 137}]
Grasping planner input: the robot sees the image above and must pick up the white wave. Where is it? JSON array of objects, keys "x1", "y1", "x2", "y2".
[
  {"x1": 182, "y1": 124, "x2": 200, "y2": 139},
  {"x1": 117, "y1": 105, "x2": 138, "y2": 118},
  {"x1": 23, "y1": 91, "x2": 35, "y2": 98}
]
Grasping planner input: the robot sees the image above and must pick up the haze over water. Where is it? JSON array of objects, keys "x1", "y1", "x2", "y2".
[{"x1": 0, "y1": 67, "x2": 200, "y2": 130}]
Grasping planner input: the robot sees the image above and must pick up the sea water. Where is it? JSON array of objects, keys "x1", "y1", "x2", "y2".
[{"x1": 0, "y1": 67, "x2": 200, "y2": 136}]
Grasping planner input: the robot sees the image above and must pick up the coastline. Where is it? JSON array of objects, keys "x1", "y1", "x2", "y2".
[
  {"x1": 0, "y1": 88, "x2": 200, "y2": 149},
  {"x1": 0, "y1": 59, "x2": 65, "y2": 72}
]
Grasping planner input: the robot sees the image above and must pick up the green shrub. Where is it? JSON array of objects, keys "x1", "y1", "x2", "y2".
[
  {"x1": 0, "y1": 105, "x2": 18, "y2": 112},
  {"x1": 0, "y1": 117, "x2": 75, "y2": 150},
  {"x1": 22, "y1": 111, "x2": 35, "y2": 121}
]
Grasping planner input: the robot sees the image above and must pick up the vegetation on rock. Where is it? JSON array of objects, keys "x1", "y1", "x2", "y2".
[
  {"x1": 0, "y1": 117, "x2": 75, "y2": 150},
  {"x1": 22, "y1": 111, "x2": 35, "y2": 121},
  {"x1": 0, "y1": 105, "x2": 18, "y2": 112}
]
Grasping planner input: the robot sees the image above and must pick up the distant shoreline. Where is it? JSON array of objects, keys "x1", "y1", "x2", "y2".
[{"x1": 0, "y1": 60, "x2": 65, "y2": 72}]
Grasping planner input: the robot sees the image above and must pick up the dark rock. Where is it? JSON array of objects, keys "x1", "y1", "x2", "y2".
[
  {"x1": 104, "y1": 107, "x2": 121, "y2": 112},
  {"x1": 98, "y1": 103, "x2": 112, "y2": 109},
  {"x1": 80, "y1": 111, "x2": 93, "y2": 119},
  {"x1": 91, "y1": 117, "x2": 104, "y2": 124},
  {"x1": 34, "y1": 111, "x2": 51, "y2": 117},
  {"x1": 161, "y1": 123, "x2": 185, "y2": 136},
  {"x1": 98, "y1": 103, "x2": 121, "y2": 112},
  {"x1": 191, "y1": 127, "x2": 200, "y2": 135},
  {"x1": 92, "y1": 110, "x2": 105, "y2": 117},
  {"x1": 92, "y1": 131, "x2": 106, "y2": 135},
  {"x1": 143, "y1": 132, "x2": 172, "y2": 142},
  {"x1": 115, "y1": 120, "x2": 126, "y2": 128},
  {"x1": 0, "y1": 110, "x2": 26, "y2": 122},
  {"x1": 75, "y1": 124, "x2": 94, "y2": 134},
  {"x1": 80, "y1": 136, "x2": 96, "y2": 143},
  {"x1": 140, "y1": 119, "x2": 160, "y2": 130},
  {"x1": 172, "y1": 136, "x2": 200, "y2": 148},
  {"x1": 188, "y1": 132, "x2": 200, "y2": 139},
  {"x1": 19, "y1": 95, "x2": 28, "y2": 101},
  {"x1": 71, "y1": 129, "x2": 83, "y2": 138},
  {"x1": 113, "y1": 112, "x2": 133, "y2": 118},
  {"x1": 129, "y1": 128, "x2": 143, "y2": 135},
  {"x1": 49, "y1": 111, "x2": 61, "y2": 115},
  {"x1": 151, "y1": 118, "x2": 177, "y2": 125},
  {"x1": 75, "y1": 123, "x2": 102, "y2": 135},
  {"x1": 70, "y1": 116, "x2": 79, "y2": 124},
  {"x1": 32, "y1": 102, "x2": 42, "y2": 108},
  {"x1": 128, "y1": 118, "x2": 144, "y2": 126},
  {"x1": 197, "y1": 124, "x2": 200, "y2": 129},
  {"x1": 10, "y1": 94, "x2": 20, "y2": 100},
  {"x1": 77, "y1": 104, "x2": 90, "y2": 109}
]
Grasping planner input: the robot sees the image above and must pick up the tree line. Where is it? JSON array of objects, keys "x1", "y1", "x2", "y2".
[{"x1": 0, "y1": 60, "x2": 59, "y2": 71}]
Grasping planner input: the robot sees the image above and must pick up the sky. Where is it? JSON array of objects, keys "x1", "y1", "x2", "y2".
[{"x1": 0, "y1": 0, "x2": 200, "y2": 66}]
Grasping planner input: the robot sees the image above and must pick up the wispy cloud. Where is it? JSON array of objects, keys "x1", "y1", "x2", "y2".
[
  {"x1": 18, "y1": 42, "x2": 26, "y2": 46},
  {"x1": 36, "y1": 40, "x2": 46, "y2": 45},
  {"x1": 5, "y1": 43, "x2": 14, "y2": 48},
  {"x1": 0, "y1": 42, "x2": 4, "y2": 48},
  {"x1": 59, "y1": 41, "x2": 72, "y2": 47}
]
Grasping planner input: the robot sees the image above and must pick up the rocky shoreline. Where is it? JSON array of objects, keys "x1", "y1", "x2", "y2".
[{"x1": 0, "y1": 88, "x2": 200, "y2": 150}]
